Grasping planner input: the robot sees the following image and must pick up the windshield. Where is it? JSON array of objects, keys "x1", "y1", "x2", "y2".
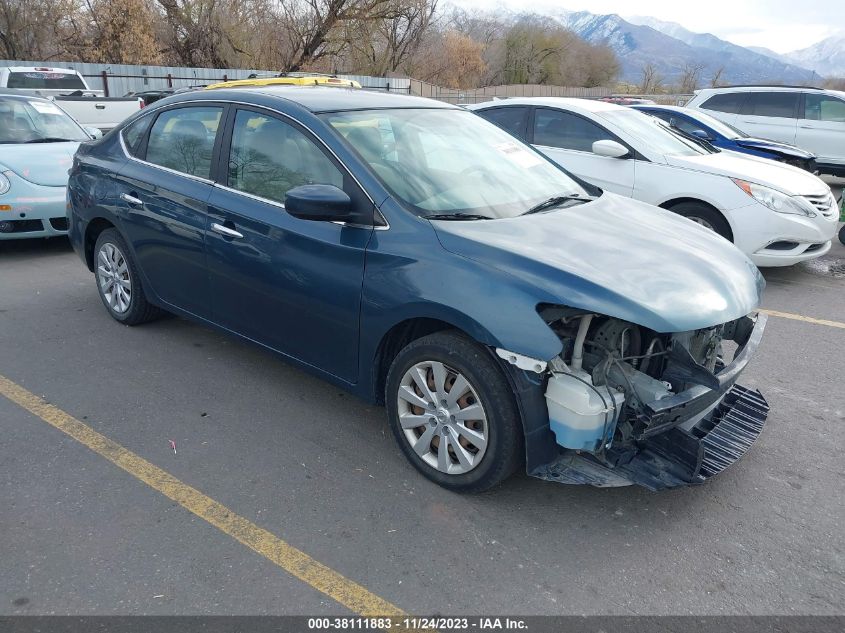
[
  {"x1": 321, "y1": 109, "x2": 590, "y2": 218},
  {"x1": 683, "y1": 109, "x2": 747, "y2": 139},
  {"x1": 7, "y1": 71, "x2": 86, "y2": 91},
  {"x1": 601, "y1": 110, "x2": 711, "y2": 157},
  {"x1": 0, "y1": 96, "x2": 89, "y2": 143}
]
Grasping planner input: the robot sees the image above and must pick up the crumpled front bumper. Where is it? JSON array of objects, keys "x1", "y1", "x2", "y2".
[{"x1": 530, "y1": 314, "x2": 770, "y2": 490}]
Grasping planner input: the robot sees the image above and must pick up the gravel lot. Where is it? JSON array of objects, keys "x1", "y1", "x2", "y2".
[{"x1": 1, "y1": 229, "x2": 843, "y2": 617}]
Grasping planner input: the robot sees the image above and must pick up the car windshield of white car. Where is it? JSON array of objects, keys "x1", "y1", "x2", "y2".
[
  {"x1": 0, "y1": 96, "x2": 89, "y2": 144},
  {"x1": 602, "y1": 111, "x2": 711, "y2": 157},
  {"x1": 322, "y1": 108, "x2": 592, "y2": 219}
]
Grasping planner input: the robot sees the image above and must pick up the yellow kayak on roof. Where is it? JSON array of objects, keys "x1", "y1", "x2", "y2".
[{"x1": 206, "y1": 74, "x2": 362, "y2": 90}]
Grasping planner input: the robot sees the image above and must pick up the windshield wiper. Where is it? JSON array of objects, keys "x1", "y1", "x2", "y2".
[
  {"x1": 423, "y1": 213, "x2": 494, "y2": 221},
  {"x1": 521, "y1": 194, "x2": 593, "y2": 216},
  {"x1": 24, "y1": 137, "x2": 77, "y2": 144}
]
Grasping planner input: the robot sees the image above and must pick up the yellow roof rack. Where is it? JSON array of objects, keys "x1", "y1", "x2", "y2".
[{"x1": 205, "y1": 76, "x2": 362, "y2": 90}]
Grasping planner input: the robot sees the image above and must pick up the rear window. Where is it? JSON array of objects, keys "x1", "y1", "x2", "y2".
[
  {"x1": 6, "y1": 71, "x2": 87, "y2": 90},
  {"x1": 700, "y1": 93, "x2": 746, "y2": 114},
  {"x1": 740, "y1": 92, "x2": 799, "y2": 118},
  {"x1": 478, "y1": 107, "x2": 529, "y2": 140}
]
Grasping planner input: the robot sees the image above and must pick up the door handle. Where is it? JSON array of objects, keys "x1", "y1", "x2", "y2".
[
  {"x1": 211, "y1": 222, "x2": 244, "y2": 239},
  {"x1": 120, "y1": 193, "x2": 143, "y2": 206},
  {"x1": 799, "y1": 124, "x2": 814, "y2": 129}
]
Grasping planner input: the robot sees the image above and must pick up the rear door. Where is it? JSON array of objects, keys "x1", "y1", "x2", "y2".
[
  {"x1": 116, "y1": 104, "x2": 225, "y2": 318},
  {"x1": 530, "y1": 107, "x2": 635, "y2": 197},
  {"x1": 695, "y1": 92, "x2": 746, "y2": 127},
  {"x1": 205, "y1": 107, "x2": 373, "y2": 382},
  {"x1": 796, "y1": 92, "x2": 845, "y2": 166},
  {"x1": 736, "y1": 91, "x2": 799, "y2": 144}
]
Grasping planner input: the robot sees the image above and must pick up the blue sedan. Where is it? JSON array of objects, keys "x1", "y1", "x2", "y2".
[
  {"x1": 67, "y1": 87, "x2": 769, "y2": 491},
  {"x1": 633, "y1": 104, "x2": 817, "y2": 172},
  {"x1": 0, "y1": 92, "x2": 97, "y2": 239}
]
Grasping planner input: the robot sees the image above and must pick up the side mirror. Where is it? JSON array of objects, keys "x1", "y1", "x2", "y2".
[
  {"x1": 84, "y1": 126, "x2": 103, "y2": 139},
  {"x1": 592, "y1": 139, "x2": 630, "y2": 159},
  {"x1": 689, "y1": 129, "x2": 712, "y2": 140},
  {"x1": 285, "y1": 184, "x2": 352, "y2": 222}
]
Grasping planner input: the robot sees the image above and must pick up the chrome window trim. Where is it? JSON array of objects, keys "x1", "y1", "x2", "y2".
[{"x1": 117, "y1": 99, "x2": 388, "y2": 228}]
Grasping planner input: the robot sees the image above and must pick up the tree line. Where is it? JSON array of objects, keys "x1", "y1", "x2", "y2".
[{"x1": 0, "y1": 0, "x2": 619, "y2": 89}]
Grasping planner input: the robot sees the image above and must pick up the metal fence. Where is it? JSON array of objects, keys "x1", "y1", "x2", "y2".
[
  {"x1": 0, "y1": 60, "x2": 411, "y2": 96},
  {"x1": 0, "y1": 60, "x2": 612, "y2": 103}
]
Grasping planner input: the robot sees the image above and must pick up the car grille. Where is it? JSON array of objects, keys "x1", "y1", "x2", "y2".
[
  {"x1": 801, "y1": 193, "x2": 836, "y2": 218},
  {"x1": 698, "y1": 385, "x2": 768, "y2": 479}
]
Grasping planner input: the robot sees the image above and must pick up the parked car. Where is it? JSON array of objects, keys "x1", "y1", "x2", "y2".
[
  {"x1": 67, "y1": 86, "x2": 770, "y2": 492},
  {"x1": 632, "y1": 104, "x2": 817, "y2": 172},
  {"x1": 685, "y1": 86, "x2": 845, "y2": 178},
  {"x1": 0, "y1": 91, "x2": 96, "y2": 239},
  {"x1": 470, "y1": 97, "x2": 839, "y2": 267},
  {"x1": 1, "y1": 66, "x2": 143, "y2": 132}
]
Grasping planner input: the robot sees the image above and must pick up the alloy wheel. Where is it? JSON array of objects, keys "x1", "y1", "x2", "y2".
[{"x1": 97, "y1": 242, "x2": 132, "y2": 314}]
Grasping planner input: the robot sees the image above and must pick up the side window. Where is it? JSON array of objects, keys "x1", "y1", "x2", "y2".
[
  {"x1": 700, "y1": 93, "x2": 746, "y2": 114},
  {"x1": 533, "y1": 108, "x2": 612, "y2": 152},
  {"x1": 740, "y1": 92, "x2": 799, "y2": 118},
  {"x1": 803, "y1": 94, "x2": 845, "y2": 122},
  {"x1": 228, "y1": 109, "x2": 343, "y2": 205},
  {"x1": 479, "y1": 107, "x2": 529, "y2": 139},
  {"x1": 122, "y1": 115, "x2": 153, "y2": 157},
  {"x1": 145, "y1": 106, "x2": 222, "y2": 179}
]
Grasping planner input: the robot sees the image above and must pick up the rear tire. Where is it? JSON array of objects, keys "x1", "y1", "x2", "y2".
[
  {"x1": 94, "y1": 229, "x2": 161, "y2": 325},
  {"x1": 385, "y1": 331, "x2": 523, "y2": 493},
  {"x1": 839, "y1": 223, "x2": 845, "y2": 246},
  {"x1": 668, "y1": 202, "x2": 732, "y2": 241}
]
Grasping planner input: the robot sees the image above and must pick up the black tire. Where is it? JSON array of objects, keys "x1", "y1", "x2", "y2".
[
  {"x1": 669, "y1": 202, "x2": 733, "y2": 241},
  {"x1": 385, "y1": 331, "x2": 523, "y2": 493},
  {"x1": 93, "y1": 228, "x2": 161, "y2": 325},
  {"x1": 839, "y1": 223, "x2": 845, "y2": 246}
]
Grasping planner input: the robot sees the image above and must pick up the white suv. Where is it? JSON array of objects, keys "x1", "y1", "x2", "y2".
[{"x1": 685, "y1": 86, "x2": 845, "y2": 178}]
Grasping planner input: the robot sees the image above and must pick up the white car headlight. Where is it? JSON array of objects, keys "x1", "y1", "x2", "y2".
[
  {"x1": 732, "y1": 178, "x2": 815, "y2": 217},
  {"x1": 0, "y1": 171, "x2": 10, "y2": 196}
]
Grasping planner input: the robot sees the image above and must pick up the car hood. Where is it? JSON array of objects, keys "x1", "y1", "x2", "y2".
[
  {"x1": 665, "y1": 151, "x2": 827, "y2": 196},
  {"x1": 734, "y1": 137, "x2": 815, "y2": 159},
  {"x1": 432, "y1": 193, "x2": 764, "y2": 334},
  {"x1": 0, "y1": 142, "x2": 79, "y2": 186}
]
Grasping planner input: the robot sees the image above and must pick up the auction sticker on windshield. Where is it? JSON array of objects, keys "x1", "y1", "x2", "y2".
[{"x1": 494, "y1": 141, "x2": 543, "y2": 168}]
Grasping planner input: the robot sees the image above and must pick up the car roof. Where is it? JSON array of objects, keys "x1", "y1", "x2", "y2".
[
  {"x1": 471, "y1": 97, "x2": 627, "y2": 113},
  {"x1": 3, "y1": 66, "x2": 79, "y2": 73},
  {"x1": 0, "y1": 89, "x2": 50, "y2": 101},
  {"x1": 176, "y1": 85, "x2": 458, "y2": 113},
  {"x1": 696, "y1": 85, "x2": 821, "y2": 94}
]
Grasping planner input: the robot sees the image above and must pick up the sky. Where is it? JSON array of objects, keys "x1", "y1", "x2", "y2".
[{"x1": 450, "y1": 0, "x2": 842, "y2": 53}]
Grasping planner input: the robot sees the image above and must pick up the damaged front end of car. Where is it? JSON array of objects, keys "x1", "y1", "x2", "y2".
[{"x1": 506, "y1": 306, "x2": 768, "y2": 491}]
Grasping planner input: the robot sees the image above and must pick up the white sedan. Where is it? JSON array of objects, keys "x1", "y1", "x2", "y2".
[{"x1": 469, "y1": 98, "x2": 839, "y2": 267}]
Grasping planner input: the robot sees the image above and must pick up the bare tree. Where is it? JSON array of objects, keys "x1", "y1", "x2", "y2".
[
  {"x1": 639, "y1": 62, "x2": 663, "y2": 93},
  {"x1": 710, "y1": 65, "x2": 725, "y2": 88},
  {"x1": 679, "y1": 62, "x2": 704, "y2": 93}
]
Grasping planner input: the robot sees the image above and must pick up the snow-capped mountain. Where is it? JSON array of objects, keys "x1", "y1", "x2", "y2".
[
  {"x1": 787, "y1": 35, "x2": 845, "y2": 77},
  {"x1": 557, "y1": 10, "x2": 821, "y2": 85}
]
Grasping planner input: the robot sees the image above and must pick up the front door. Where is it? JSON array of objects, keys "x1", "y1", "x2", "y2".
[
  {"x1": 205, "y1": 107, "x2": 373, "y2": 382},
  {"x1": 531, "y1": 107, "x2": 635, "y2": 197}
]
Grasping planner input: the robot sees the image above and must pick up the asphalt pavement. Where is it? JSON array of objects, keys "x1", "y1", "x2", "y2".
[{"x1": 0, "y1": 231, "x2": 843, "y2": 617}]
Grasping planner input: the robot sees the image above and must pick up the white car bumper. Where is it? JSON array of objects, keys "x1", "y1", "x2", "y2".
[{"x1": 728, "y1": 201, "x2": 839, "y2": 267}]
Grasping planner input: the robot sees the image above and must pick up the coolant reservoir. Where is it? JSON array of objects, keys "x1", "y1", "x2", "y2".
[{"x1": 545, "y1": 371, "x2": 624, "y2": 452}]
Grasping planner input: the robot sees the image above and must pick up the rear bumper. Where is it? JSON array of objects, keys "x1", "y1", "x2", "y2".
[{"x1": 529, "y1": 314, "x2": 769, "y2": 490}]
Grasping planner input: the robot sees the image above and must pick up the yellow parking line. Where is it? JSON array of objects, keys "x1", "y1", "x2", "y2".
[
  {"x1": 0, "y1": 374, "x2": 406, "y2": 619},
  {"x1": 760, "y1": 309, "x2": 845, "y2": 330}
]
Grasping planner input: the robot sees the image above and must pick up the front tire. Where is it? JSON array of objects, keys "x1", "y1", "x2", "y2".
[
  {"x1": 385, "y1": 331, "x2": 523, "y2": 492},
  {"x1": 669, "y1": 202, "x2": 732, "y2": 241},
  {"x1": 94, "y1": 229, "x2": 161, "y2": 325}
]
